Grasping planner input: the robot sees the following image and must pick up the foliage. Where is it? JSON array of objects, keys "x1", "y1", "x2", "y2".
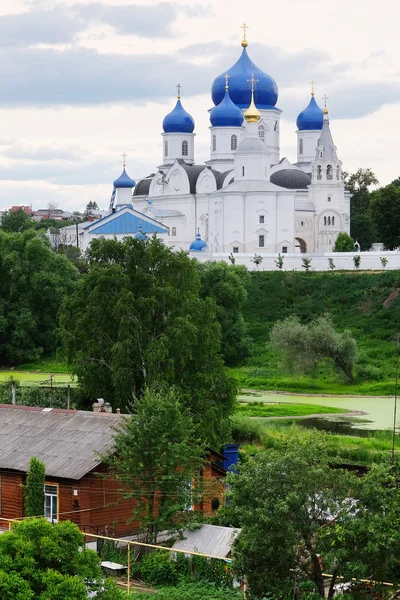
[
  {"x1": 197, "y1": 261, "x2": 252, "y2": 365},
  {"x1": 0, "y1": 229, "x2": 78, "y2": 365},
  {"x1": 301, "y1": 257, "x2": 312, "y2": 272},
  {"x1": 1, "y1": 209, "x2": 34, "y2": 233},
  {"x1": 328, "y1": 257, "x2": 335, "y2": 270},
  {"x1": 229, "y1": 414, "x2": 265, "y2": 444},
  {"x1": 228, "y1": 253, "x2": 235, "y2": 265},
  {"x1": 85, "y1": 201, "x2": 99, "y2": 216},
  {"x1": 59, "y1": 236, "x2": 236, "y2": 444},
  {"x1": 238, "y1": 270, "x2": 400, "y2": 391},
  {"x1": 228, "y1": 435, "x2": 400, "y2": 599},
  {"x1": 138, "y1": 551, "x2": 179, "y2": 586},
  {"x1": 0, "y1": 519, "x2": 124, "y2": 600},
  {"x1": 0, "y1": 383, "x2": 79, "y2": 409},
  {"x1": 370, "y1": 184, "x2": 400, "y2": 249},
  {"x1": 344, "y1": 168, "x2": 378, "y2": 250},
  {"x1": 350, "y1": 213, "x2": 376, "y2": 251},
  {"x1": 353, "y1": 254, "x2": 361, "y2": 269},
  {"x1": 251, "y1": 254, "x2": 262, "y2": 267},
  {"x1": 380, "y1": 257, "x2": 388, "y2": 269},
  {"x1": 274, "y1": 253, "x2": 284, "y2": 270},
  {"x1": 24, "y1": 457, "x2": 45, "y2": 517},
  {"x1": 333, "y1": 232, "x2": 354, "y2": 252},
  {"x1": 270, "y1": 314, "x2": 357, "y2": 381},
  {"x1": 130, "y1": 581, "x2": 243, "y2": 599},
  {"x1": 104, "y1": 387, "x2": 206, "y2": 543},
  {"x1": 57, "y1": 244, "x2": 81, "y2": 262}
]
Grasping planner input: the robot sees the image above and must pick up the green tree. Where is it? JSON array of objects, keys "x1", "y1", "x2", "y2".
[
  {"x1": 0, "y1": 230, "x2": 78, "y2": 365},
  {"x1": 24, "y1": 457, "x2": 45, "y2": 517},
  {"x1": 328, "y1": 257, "x2": 335, "y2": 270},
  {"x1": 333, "y1": 232, "x2": 354, "y2": 252},
  {"x1": 370, "y1": 184, "x2": 400, "y2": 249},
  {"x1": 380, "y1": 256, "x2": 388, "y2": 269},
  {"x1": 275, "y1": 253, "x2": 284, "y2": 270},
  {"x1": 1, "y1": 209, "x2": 34, "y2": 233},
  {"x1": 353, "y1": 254, "x2": 361, "y2": 269},
  {"x1": 106, "y1": 387, "x2": 206, "y2": 543},
  {"x1": 251, "y1": 254, "x2": 262, "y2": 269},
  {"x1": 270, "y1": 314, "x2": 357, "y2": 381},
  {"x1": 85, "y1": 201, "x2": 99, "y2": 216},
  {"x1": 197, "y1": 262, "x2": 252, "y2": 365},
  {"x1": 344, "y1": 168, "x2": 378, "y2": 249},
  {"x1": 0, "y1": 519, "x2": 124, "y2": 599},
  {"x1": 301, "y1": 257, "x2": 312, "y2": 272},
  {"x1": 59, "y1": 236, "x2": 236, "y2": 444},
  {"x1": 228, "y1": 436, "x2": 400, "y2": 600}
]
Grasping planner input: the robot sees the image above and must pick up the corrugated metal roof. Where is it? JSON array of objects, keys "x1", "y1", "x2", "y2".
[
  {"x1": 0, "y1": 406, "x2": 122, "y2": 480},
  {"x1": 88, "y1": 209, "x2": 167, "y2": 235},
  {"x1": 172, "y1": 525, "x2": 240, "y2": 559}
]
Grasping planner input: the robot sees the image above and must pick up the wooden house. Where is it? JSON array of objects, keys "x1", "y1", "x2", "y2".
[{"x1": 0, "y1": 405, "x2": 226, "y2": 537}]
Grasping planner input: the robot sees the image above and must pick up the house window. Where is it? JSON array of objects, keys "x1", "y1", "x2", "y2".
[
  {"x1": 182, "y1": 141, "x2": 188, "y2": 156},
  {"x1": 233, "y1": 246, "x2": 239, "y2": 253},
  {"x1": 282, "y1": 246, "x2": 288, "y2": 254},
  {"x1": 259, "y1": 215, "x2": 265, "y2": 224},
  {"x1": 326, "y1": 164, "x2": 333, "y2": 180},
  {"x1": 317, "y1": 166, "x2": 322, "y2": 180},
  {"x1": 299, "y1": 138, "x2": 304, "y2": 155},
  {"x1": 242, "y1": 166, "x2": 245, "y2": 177},
  {"x1": 212, "y1": 135, "x2": 216, "y2": 151},
  {"x1": 258, "y1": 126, "x2": 265, "y2": 141},
  {"x1": 231, "y1": 135, "x2": 237, "y2": 150},
  {"x1": 44, "y1": 484, "x2": 58, "y2": 523},
  {"x1": 164, "y1": 141, "x2": 168, "y2": 157},
  {"x1": 328, "y1": 196, "x2": 331, "y2": 202},
  {"x1": 171, "y1": 227, "x2": 176, "y2": 237},
  {"x1": 259, "y1": 235, "x2": 265, "y2": 248}
]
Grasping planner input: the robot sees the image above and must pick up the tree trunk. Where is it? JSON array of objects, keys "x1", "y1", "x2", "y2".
[
  {"x1": 311, "y1": 554, "x2": 325, "y2": 597},
  {"x1": 327, "y1": 569, "x2": 338, "y2": 600}
]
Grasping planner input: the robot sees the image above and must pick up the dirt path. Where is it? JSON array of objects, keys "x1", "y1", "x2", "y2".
[{"x1": 250, "y1": 409, "x2": 367, "y2": 421}]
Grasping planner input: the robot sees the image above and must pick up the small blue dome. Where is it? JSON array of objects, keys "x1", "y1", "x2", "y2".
[
  {"x1": 189, "y1": 230, "x2": 207, "y2": 252},
  {"x1": 211, "y1": 48, "x2": 278, "y2": 109},
  {"x1": 296, "y1": 95, "x2": 324, "y2": 131},
  {"x1": 134, "y1": 229, "x2": 147, "y2": 241},
  {"x1": 113, "y1": 168, "x2": 136, "y2": 189},
  {"x1": 210, "y1": 88, "x2": 244, "y2": 127},
  {"x1": 163, "y1": 99, "x2": 195, "y2": 133}
]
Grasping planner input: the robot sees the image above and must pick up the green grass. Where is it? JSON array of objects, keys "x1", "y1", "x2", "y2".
[
  {"x1": 237, "y1": 401, "x2": 349, "y2": 418},
  {"x1": 0, "y1": 371, "x2": 76, "y2": 387},
  {"x1": 17, "y1": 358, "x2": 70, "y2": 374},
  {"x1": 237, "y1": 270, "x2": 400, "y2": 395}
]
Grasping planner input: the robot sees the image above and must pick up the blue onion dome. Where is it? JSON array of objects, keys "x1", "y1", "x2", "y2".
[
  {"x1": 134, "y1": 228, "x2": 147, "y2": 241},
  {"x1": 163, "y1": 98, "x2": 195, "y2": 133},
  {"x1": 296, "y1": 94, "x2": 324, "y2": 131},
  {"x1": 211, "y1": 47, "x2": 278, "y2": 109},
  {"x1": 210, "y1": 87, "x2": 244, "y2": 127},
  {"x1": 113, "y1": 168, "x2": 136, "y2": 189},
  {"x1": 189, "y1": 229, "x2": 207, "y2": 252}
]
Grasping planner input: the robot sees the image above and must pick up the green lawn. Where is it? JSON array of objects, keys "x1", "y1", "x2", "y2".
[
  {"x1": 237, "y1": 401, "x2": 349, "y2": 418},
  {"x1": 0, "y1": 371, "x2": 76, "y2": 387}
]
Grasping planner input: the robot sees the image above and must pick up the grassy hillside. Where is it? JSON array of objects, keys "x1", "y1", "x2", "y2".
[{"x1": 235, "y1": 270, "x2": 400, "y2": 394}]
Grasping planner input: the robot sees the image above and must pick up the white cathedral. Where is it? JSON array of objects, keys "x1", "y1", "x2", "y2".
[{"x1": 84, "y1": 32, "x2": 351, "y2": 256}]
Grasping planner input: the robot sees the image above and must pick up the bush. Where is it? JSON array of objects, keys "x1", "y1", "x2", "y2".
[
  {"x1": 230, "y1": 414, "x2": 264, "y2": 444},
  {"x1": 138, "y1": 551, "x2": 178, "y2": 586},
  {"x1": 131, "y1": 581, "x2": 242, "y2": 599}
]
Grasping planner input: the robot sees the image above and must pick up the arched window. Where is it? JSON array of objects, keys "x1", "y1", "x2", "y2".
[
  {"x1": 324, "y1": 216, "x2": 327, "y2": 226},
  {"x1": 332, "y1": 216, "x2": 335, "y2": 226},
  {"x1": 328, "y1": 216, "x2": 331, "y2": 225},
  {"x1": 164, "y1": 141, "x2": 168, "y2": 157},
  {"x1": 231, "y1": 134, "x2": 237, "y2": 150},
  {"x1": 336, "y1": 165, "x2": 340, "y2": 180},
  {"x1": 182, "y1": 141, "x2": 188, "y2": 156},
  {"x1": 171, "y1": 227, "x2": 176, "y2": 237},
  {"x1": 299, "y1": 138, "x2": 304, "y2": 155},
  {"x1": 317, "y1": 165, "x2": 322, "y2": 180},
  {"x1": 258, "y1": 126, "x2": 265, "y2": 141},
  {"x1": 326, "y1": 164, "x2": 333, "y2": 180},
  {"x1": 242, "y1": 166, "x2": 245, "y2": 177},
  {"x1": 212, "y1": 135, "x2": 216, "y2": 152},
  {"x1": 328, "y1": 196, "x2": 331, "y2": 202}
]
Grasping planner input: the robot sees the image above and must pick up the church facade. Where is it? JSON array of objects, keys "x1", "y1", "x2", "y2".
[{"x1": 108, "y1": 33, "x2": 351, "y2": 256}]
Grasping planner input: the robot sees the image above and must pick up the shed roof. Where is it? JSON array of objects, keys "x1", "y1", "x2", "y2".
[
  {"x1": 0, "y1": 405, "x2": 121, "y2": 480},
  {"x1": 171, "y1": 524, "x2": 240, "y2": 559}
]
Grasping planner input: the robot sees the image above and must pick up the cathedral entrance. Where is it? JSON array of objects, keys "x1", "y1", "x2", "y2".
[{"x1": 295, "y1": 238, "x2": 307, "y2": 254}]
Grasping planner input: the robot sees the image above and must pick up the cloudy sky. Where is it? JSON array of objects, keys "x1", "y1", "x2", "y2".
[{"x1": 0, "y1": 0, "x2": 399, "y2": 211}]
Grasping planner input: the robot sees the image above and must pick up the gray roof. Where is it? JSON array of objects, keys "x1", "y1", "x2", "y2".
[
  {"x1": 270, "y1": 169, "x2": 311, "y2": 190},
  {"x1": 0, "y1": 406, "x2": 122, "y2": 480},
  {"x1": 214, "y1": 180, "x2": 283, "y2": 194},
  {"x1": 172, "y1": 525, "x2": 241, "y2": 559},
  {"x1": 133, "y1": 175, "x2": 155, "y2": 196},
  {"x1": 236, "y1": 137, "x2": 266, "y2": 153},
  {"x1": 143, "y1": 207, "x2": 184, "y2": 218}
]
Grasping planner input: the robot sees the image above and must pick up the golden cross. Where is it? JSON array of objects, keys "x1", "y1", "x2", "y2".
[
  {"x1": 176, "y1": 83, "x2": 181, "y2": 99},
  {"x1": 241, "y1": 22, "x2": 249, "y2": 41},
  {"x1": 224, "y1": 73, "x2": 230, "y2": 89},
  {"x1": 310, "y1": 80, "x2": 315, "y2": 96},
  {"x1": 247, "y1": 72, "x2": 259, "y2": 92},
  {"x1": 322, "y1": 94, "x2": 329, "y2": 108},
  {"x1": 121, "y1": 152, "x2": 127, "y2": 168}
]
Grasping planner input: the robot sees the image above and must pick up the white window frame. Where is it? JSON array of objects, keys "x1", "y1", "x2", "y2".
[
  {"x1": 44, "y1": 483, "x2": 59, "y2": 523},
  {"x1": 259, "y1": 215, "x2": 265, "y2": 224},
  {"x1": 259, "y1": 235, "x2": 265, "y2": 248}
]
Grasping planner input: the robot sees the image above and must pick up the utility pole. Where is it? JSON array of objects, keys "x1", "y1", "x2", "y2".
[{"x1": 75, "y1": 221, "x2": 79, "y2": 248}]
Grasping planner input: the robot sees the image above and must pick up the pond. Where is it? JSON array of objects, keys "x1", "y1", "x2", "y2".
[{"x1": 238, "y1": 391, "x2": 398, "y2": 434}]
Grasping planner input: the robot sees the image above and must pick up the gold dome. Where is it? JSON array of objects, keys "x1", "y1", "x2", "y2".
[
  {"x1": 241, "y1": 39, "x2": 248, "y2": 48},
  {"x1": 244, "y1": 91, "x2": 261, "y2": 122}
]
